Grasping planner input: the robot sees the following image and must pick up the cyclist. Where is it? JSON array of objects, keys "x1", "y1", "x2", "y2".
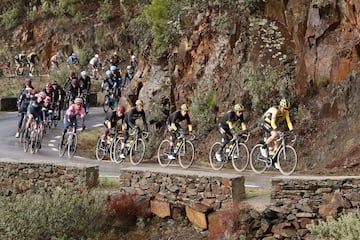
[
  {"x1": 60, "y1": 97, "x2": 86, "y2": 146},
  {"x1": 15, "y1": 79, "x2": 35, "y2": 138},
  {"x1": 110, "y1": 65, "x2": 122, "y2": 100},
  {"x1": 259, "y1": 98, "x2": 294, "y2": 164},
  {"x1": 51, "y1": 80, "x2": 66, "y2": 120},
  {"x1": 215, "y1": 104, "x2": 247, "y2": 162},
  {"x1": 101, "y1": 105, "x2": 126, "y2": 142},
  {"x1": 108, "y1": 51, "x2": 121, "y2": 67},
  {"x1": 78, "y1": 70, "x2": 91, "y2": 113},
  {"x1": 89, "y1": 54, "x2": 101, "y2": 79},
  {"x1": 101, "y1": 70, "x2": 114, "y2": 92},
  {"x1": 123, "y1": 65, "x2": 134, "y2": 87},
  {"x1": 26, "y1": 91, "x2": 47, "y2": 129},
  {"x1": 67, "y1": 52, "x2": 79, "y2": 65},
  {"x1": 119, "y1": 99, "x2": 149, "y2": 159},
  {"x1": 166, "y1": 104, "x2": 193, "y2": 160},
  {"x1": 14, "y1": 52, "x2": 27, "y2": 75},
  {"x1": 27, "y1": 49, "x2": 39, "y2": 77},
  {"x1": 67, "y1": 78, "x2": 81, "y2": 104},
  {"x1": 130, "y1": 55, "x2": 137, "y2": 71},
  {"x1": 64, "y1": 70, "x2": 78, "y2": 92},
  {"x1": 41, "y1": 96, "x2": 53, "y2": 125},
  {"x1": 50, "y1": 52, "x2": 61, "y2": 68},
  {"x1": 42, "y1": 82, "x2": 53, "y2": 98}
]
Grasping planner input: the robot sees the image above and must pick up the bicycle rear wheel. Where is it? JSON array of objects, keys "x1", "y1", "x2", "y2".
[
  {"x1": 67, "y1": 133, "x2": 77, "y2": 158},
  {"x1": 178, "y1": 140, "x2": 195, "y2": 169},
  {"x1": 250, "y1": 144, "x2": 268, "y2": 174},
  {"x1": 112, "y1": 137, "x2": 125, "y2": 164},
  {"x1": 231, "y1": 142, "x2": 249, "y2": 173},
  {"x1": 30, "y1": 130, "x2": 39, "y2": 154},
  {"x1": 103, "y1": 95, "x2": 111, "y2": 113},
  {"x1": 129, "y1": 138, "x2": 146, "y2": 165},
  {"x1": 277, "y1": 145, "x2": 297, "y2": 175},
  {"x1": 157, "y1": 140, "x2": 172, "y2": 167},
  {"x1": 95, "y1": 137, "x2": 107, "y2": 161},
  {"x1": 209, "y1": 142, "x2": 226, "y2": 170},
  {"x1": 23, "y1": 129, "x2": 30, "y2": 153}
]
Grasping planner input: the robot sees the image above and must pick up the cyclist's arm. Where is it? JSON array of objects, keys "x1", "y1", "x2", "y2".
[{"x1": 284, "y1": 111, "x2": 294, "y2": 131}]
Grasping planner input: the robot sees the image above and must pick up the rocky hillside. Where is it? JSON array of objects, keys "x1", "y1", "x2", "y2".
[{"x1": 1, "y1": 0, "x2": 360, "y2": 174}]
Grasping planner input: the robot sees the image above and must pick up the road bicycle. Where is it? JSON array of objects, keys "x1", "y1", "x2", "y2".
[
  {"x1": 250, "y1": 131, "x2": 297, "y2": 176},
  {"x1": 19, "y1": 114, "x2": 29, "y2": 144},
  {"x1": 95, "y1": 128, "x2": 120, "y2": 161},
  {"x1": 59, "y1": 122, "x2": 82, "y2": 159},
  {"x1": 112, "y1": 128, "x2": 149, "y2": 165},
  {"x1": 23, "y1": 119, "x2": 44, "y2": 154},
  {"x1": 208, "y1": 132, "x2": 250, "y2": 172},
  {"x1": 157, "y1": 130, "x2": 196, "y2": 169}
]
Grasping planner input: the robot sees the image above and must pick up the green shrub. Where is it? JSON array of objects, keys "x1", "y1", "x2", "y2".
[
  {"x1": 241, "y1": 62, "x2": 295, "y2": 114},
  {"x1": 96, "y1": 0, "x2": 113, "y2": 23},
  {"x1": 191, "y1": 82, "x2": 218, "y2": 136},
  {"x1": 307, "y1": 211, "x2": 360, "y2": 240},
  {"x1": 0, "y1": 188, "x2": 114, "y2": 240},
  {"x1": 0, "y1": 3, "x2": 21, "y2": 30}
]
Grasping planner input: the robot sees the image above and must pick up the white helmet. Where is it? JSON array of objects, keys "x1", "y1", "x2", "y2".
[{"x1": 95, "y1": 54, "x2": 99, "y2": 58}]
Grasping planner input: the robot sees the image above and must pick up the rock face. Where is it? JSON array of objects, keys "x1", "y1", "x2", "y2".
[{"x1": 2, "y1": 1, "x2": 360, "y2": 169}]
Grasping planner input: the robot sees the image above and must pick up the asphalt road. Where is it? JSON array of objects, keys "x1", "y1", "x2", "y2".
[{"x1": 0, "y1": 107, "x2": 282, "y2": 191}]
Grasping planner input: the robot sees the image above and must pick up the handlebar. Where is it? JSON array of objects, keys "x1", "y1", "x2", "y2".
[{"x1": 177, "y1": 129, "x2": 196, "y2": 141}]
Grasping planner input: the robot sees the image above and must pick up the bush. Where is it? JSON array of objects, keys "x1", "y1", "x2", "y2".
[
  {"x1": 0, "y1": 3, "x2": 21, "y2": 30},
  {"x1": 0, "y1": 188, "x2": 114, "y2": 239},
  {"x1": 96, "y1": 0, "x2": 113, "y2": 23},
  {"x1": 307, "y1": 211, "x2": 360, "y2": 240}
]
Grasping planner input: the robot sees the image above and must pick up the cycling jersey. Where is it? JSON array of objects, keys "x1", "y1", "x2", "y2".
[
  {"x1": 261, "y1": 106, "x2": 293, "y2": 131},
  {"x1": 219, "y1": 110, "x2": 247, "y2": 132},
  {"x1": 125, "y1": 107, "x2": 148, "y2": 131},
  {"x1": 166, "y1": 110, "x2": 192, "y2": 132},
  {"x1": 104, "y1": 110, "x2": 125, "y2": 129}
]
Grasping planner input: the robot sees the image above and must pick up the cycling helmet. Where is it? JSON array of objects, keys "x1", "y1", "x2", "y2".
[
  {"x1": 74, "y1": 97, "x2": 83, "y2": 105},
  {"x1": 126, "y1": 65, "x2": 132, "y2": 70},
  {"x1": 72, "y1": 78, "x2": 77, "y2": 85},
  {"x1": 113, "y1": 51, "x2": 118, "y2": 55},
  {"x1": 25, "y1": 78, "x2": 32, "y2": 86},
  {"x1": 110, "y1": 65, "x2": 117, "y2": 71},
  {"x1": 131, "y1": 55, "x2": 136, "y2": 60},
  {"x1": 105, "y1": 70, "x2": 112, "y2": 76},
  {"x1": 39, "y1": 92, "x2": 47, "y2": 100},
  {"x1": 95, "y1": 54, "x2": 99, "y2": 58},
  {"x1": 234, "y1": 103, "x2": 244, "y2": 111},
  {"x1": 45, "y1": 96, "x2": 51, "y2": 103},
  {"x1": 46, "y1": 82, "x2": 51, "y2": 88},
  {"x1": 71, "y1": 52, "x2": 77, "y2": 56},
  {"x1": 280, "y1": 98, "x2": 290, "y2": 110},
  {"x1": 117, "y1": 105, "x2": 125, "y2": 114},
  {"x1": 181, "y1": 104, "x2": 189, "y2": 112},
  {"x1": 135, "y1": 99, "x2": 144, "y2": 106},
  {"x1": 80, "y1": 71, "x2": 88, "y2": 77},
  {"x1": 51, "y1": 80, "x2": 58, "y2": 85}
]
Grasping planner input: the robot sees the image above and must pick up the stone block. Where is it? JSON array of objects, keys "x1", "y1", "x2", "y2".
[
  {"x1": 185, "y1": 206, "x2": 207, "y2": 229},
  {"x1": 150, "y1": 200, "x2": 170, "y2": 218}
]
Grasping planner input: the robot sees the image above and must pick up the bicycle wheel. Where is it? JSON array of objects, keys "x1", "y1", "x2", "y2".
[
  {"x1": 59, "y1": 138, "x2": 67, "y2": 157},
  {"x1": 23, "y1": 129, "x2": 30, "y2": 153},
  {"x1": 277, "y1": 145, "x2": 297, "y2": 176},
  {"x1": 209, "y1": 142, "x2": 226, "y2": 170},
  {"x1": 129, "y1": 138, "x2": 146, "y2": 165},
  {"x1": 178, "y1": 140, "x2": 195, "y2": 169},
  {"x1": 250, "y1": 144, "x2": 268, "y2": 174},
  {"x1": 95, "y1": 137, "x2": 107, "y2": 161},
  {"x1": 231, "y1": 142, "x2": 249, "y2": 173},
  {"x1": 103, "y1": 95, "x2": 111, "y2": 113},
  {"x1": 157, "y1": 140, "x2": 173, "y2": 167},
  {"x1": 30, "y1": 130, "x2": 38, "y2": 154},
  {"x1": 112, "y1": 137, "x2": 125, "y2": 164},
  {"x1": 67, "y1": 133, "x2": 77, "y2": 158}
]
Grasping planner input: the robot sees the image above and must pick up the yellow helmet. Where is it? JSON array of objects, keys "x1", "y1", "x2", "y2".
[
  {"x1": 234, "y1": 104, "x2": 244, "y2": 111},
  {"x1": 181, "y1": 104, "x2": 189, "y2": 111},
  {"x1": 280, "y1": 98, "x2": 290, "y2": 109},
  {"x1": 135, "y1": 99, "x2": 144, "y2": 106}
]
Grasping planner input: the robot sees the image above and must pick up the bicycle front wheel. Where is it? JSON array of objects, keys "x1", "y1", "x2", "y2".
[
  {"x1": 157, "y1": 140, "x2": 172, "y2": 167},
  {"x1": 23, "y1": 129, "x2": 30, "y2": 153},
  {"x1": 209, "y1": 142, "x2": 226, "y2": 170},
  {"x1": 95, "y1": 137, "x2": 107, "y2": 161},
  {"x1": 67, "y1": 133, "x2": 77, "y2": 158},
  {"x1": 250, "y1": 144, "x2": 268, "y2": 174},
  {"x1": 103, "y1": 95, "x2": 111, "y2": 113},
  {"x1": 129, "y1": 138, "x2": 146, "y2": 165},
  {"x1": 231, "y1": 142, "x2": 249, "y2": 173},
  {"x1": 178, "y1": 140, "x2": 195, "y2": 169},
  {"x1": 112, "y1": 137, "x2": 125, "y2": 164},
  {"x1": 277, "y1": 145, "x2": 297, "y2": 176}
]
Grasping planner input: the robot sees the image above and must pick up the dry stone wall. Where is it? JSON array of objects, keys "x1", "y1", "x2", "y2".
[{"x1": 0, "y1": 158, "x2": 99, "y2": 195}]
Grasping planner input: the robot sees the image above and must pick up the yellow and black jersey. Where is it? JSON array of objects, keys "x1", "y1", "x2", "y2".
[
  {"x1": 262, "y1": 106, "x2": 293, "y2": 131},
  {"x1": 219, "y1": 110, "x2": 246, "y2": 131}
]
